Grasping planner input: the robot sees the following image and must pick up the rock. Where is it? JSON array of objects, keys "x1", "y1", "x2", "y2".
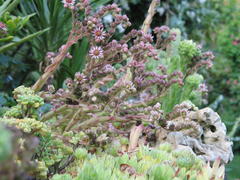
[{"x1": 157, "y1": 102, "x2": 233, "y2": 164}]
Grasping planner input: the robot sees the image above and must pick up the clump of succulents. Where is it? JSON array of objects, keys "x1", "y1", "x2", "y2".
[
  {"x1": 0, "y1": 0, "x2": 229, "y2": 179},
  {"x1": 50, "y1": 143, "x2": 224, "y2": 180},
  {"x1": 1, "y1": 86, "x2": 46, "y2": 134},
  {"x1": 1, "y1": 86, "x2": 89, "y2": 178},
  {"x1": 3, "y1": 86, "x2": 44, "y2": 119}
]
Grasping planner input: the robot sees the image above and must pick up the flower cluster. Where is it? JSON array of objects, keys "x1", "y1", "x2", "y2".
[{"x1": 37, "y1": 2, "x2": 216, "y2": 138}]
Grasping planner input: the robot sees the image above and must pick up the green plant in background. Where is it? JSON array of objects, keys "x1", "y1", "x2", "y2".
[
  {"x1": 0, "y1": 0, "x2": 49, "y2": 118},
  {"x1": 208, "y1": 0, "x2": 240, "y2": 140},
  {"x1": 160, "y1": 0, "x2": 222, "y2": 42},
  {"x1": 0, "y1": 0, "x2": 49, "y2": 53},
  {"x1": 203, "y1": 2, "x2": 240, "y2": 177},
  {"x1": 119, "y1": 0, "x2": 221, "y2": 42},
  {"x1": 0, "y1": 0, "x2": 49, "y2": 103}
]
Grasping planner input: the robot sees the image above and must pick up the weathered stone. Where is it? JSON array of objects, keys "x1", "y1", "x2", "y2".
[{"x1": 156, "y1": 102, "x2": 233, "y2": 164}]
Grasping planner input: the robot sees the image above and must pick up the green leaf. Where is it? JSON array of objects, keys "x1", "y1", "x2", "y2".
[
  {"x1": 0, "y1": 36, "x2": 14, "y2": 42},
  {"x1": 71, "y1": 38, "x2": 89, "y2": 73},
  {"x1": 0, "y1": 0, "x2": 11, "y2": 16},
  {"x1": 19, "y1": 13, "x2": 36, "y2": 29},
  {"x1": 0, "y1": 28, "x2": 49, "y2": 53},
  {"x1": 0, "y1": 0, "x2": 20, "y2": 16}
]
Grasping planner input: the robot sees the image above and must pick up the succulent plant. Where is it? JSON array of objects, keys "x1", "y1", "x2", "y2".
[{"x1": 49, "y1": 143, "x2": 224, "y2": 180}]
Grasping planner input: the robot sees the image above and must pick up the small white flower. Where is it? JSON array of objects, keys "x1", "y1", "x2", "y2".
[
  {"x1": 89, "y1": 46, "x2": 104, "y2": 59},
  {"x1": 62, "y1": 0, "x2": 75, "y2": 9},
  {"x1": 93, "y1": 27, "x2": 106, "y2": 42}
]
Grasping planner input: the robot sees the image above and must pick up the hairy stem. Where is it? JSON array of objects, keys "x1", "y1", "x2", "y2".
[
  {"x1": 76, "y1": 114, "x2": 147, "y2": 130},
  {"x1": 40, "y1": 105, "x2": 68, "y2": 122},
  {"x1": 65, "y1": 109, "x2": 82, "y2": 131},
  {"x1": 32, "y1": 11, "x2": 76, "y2": 92},
  {"x1": 32, "y1": 39, "x2": 74, "y2": 92}
]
